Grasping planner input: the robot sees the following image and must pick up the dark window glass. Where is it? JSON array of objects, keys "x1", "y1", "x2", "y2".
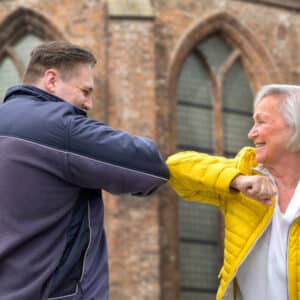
[
  {"x1": 176, "y1": 33, "x2": 253, "y2": 300},
  {"x1": 0, "y1": 34, "x2": 43, "y2": 101}
]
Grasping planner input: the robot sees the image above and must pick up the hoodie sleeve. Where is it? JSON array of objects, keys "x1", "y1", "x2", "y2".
[{"x1": 66, "y1": 115, "x2": 169, "y2": 195}]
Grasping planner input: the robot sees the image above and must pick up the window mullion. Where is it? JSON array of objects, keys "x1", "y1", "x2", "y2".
[{"x1": 5, "y1": 46, "x2": 25, "y2": 77}]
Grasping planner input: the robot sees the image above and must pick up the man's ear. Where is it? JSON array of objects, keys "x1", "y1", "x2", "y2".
[{"x1": 43, "y1": 69, "x2": 59, "y2": 93}]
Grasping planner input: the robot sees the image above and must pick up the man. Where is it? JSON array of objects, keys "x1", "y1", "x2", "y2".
[{"x1": 0, "y1": 41, "x2": 169, "y2": 300}]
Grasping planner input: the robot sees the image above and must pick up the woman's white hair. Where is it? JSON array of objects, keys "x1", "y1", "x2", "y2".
[{"x1": 254, "y1": 84, "x2": 300, "y2": 152}]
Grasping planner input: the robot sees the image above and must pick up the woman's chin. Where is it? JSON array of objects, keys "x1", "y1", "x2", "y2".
[{"x1": 255, "y1": 151, "x2": 265, "y2": 164}]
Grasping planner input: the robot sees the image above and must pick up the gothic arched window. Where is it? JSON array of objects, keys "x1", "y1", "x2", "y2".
[
  {"x1": 0, "y1": 34, "x2": 44, "y2": 101},
  {"x1": 176, "y1": 32, "x2": 253, "y2": 300}
]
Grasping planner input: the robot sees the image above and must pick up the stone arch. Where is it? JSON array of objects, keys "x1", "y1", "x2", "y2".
[
  {"x1": 0, "y1": 7, "x2": 65, "y2": 61},
  {"x1": 163, "y1": 13, "x2": 283, "y2": 299},
  {"x1": 167, "y1": 11, "x2": 282, "y2": 153},
  {"x1": 168, "y1": 11, "x2": 281, "y2": 109}
]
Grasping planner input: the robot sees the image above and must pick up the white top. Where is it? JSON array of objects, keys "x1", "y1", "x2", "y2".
[{"x1": 236, "y1": 180, "x2": 300, "y2": 300}]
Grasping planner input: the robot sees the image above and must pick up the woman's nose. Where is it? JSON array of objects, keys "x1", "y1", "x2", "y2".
[{"x1": 248, "y1": 125, "x2": 257, "y2": 140}]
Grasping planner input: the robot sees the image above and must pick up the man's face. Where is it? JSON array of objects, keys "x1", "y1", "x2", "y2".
[
  {"x1": 248, "y1": 95, "x2": 293, "y2": 167},
  {"x1": 54, "y1": 63, "x2": 95, "y2": 112}
]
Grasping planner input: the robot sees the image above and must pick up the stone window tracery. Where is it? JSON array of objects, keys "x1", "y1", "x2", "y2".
[
  {"x1": 176, "y1": 31, "x2": 253, "y2": 300},
  {"x1": 0, "y1": 34, "x2": 43, "y2": 100},
  {"x1": 0, "y1": 8, "x2": 64, "y2": 102}
]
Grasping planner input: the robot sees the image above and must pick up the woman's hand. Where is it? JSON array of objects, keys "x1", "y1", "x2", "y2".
[{"x1": 230, "y1": 175, "x2": 277, "y2": 205}]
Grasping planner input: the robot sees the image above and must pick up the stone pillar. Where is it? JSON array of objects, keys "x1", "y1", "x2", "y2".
[{"x1": 105, "y1": 1, "x2": 161, "y2": 300}]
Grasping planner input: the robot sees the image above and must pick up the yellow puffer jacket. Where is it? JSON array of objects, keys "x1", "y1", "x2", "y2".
[{"x1": 167, "y1": 147, "x2": 300, "y2": 300}]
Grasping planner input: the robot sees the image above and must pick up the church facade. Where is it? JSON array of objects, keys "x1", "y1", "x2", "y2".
[{"x1": 0, "y1": 1, "x2": 299, "y2": 299}]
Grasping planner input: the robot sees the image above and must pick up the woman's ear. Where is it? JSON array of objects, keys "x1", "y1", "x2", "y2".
[{"x1": 43, "y1": 69, "x2": 59, "y2": 93}]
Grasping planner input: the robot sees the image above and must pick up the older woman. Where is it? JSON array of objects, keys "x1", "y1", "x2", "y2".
[{"x1": 167, "y1": 84, "x2": 300, "y2": 300}]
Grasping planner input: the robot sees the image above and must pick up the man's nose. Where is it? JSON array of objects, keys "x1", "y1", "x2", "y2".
[{"x1": 84, "y1": 98, "x2": 93, "y2": 111}]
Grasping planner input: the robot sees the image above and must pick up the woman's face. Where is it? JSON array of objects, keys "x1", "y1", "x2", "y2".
[{"x1": 248, "y1": 95, "x2": 293, "y2": 167}]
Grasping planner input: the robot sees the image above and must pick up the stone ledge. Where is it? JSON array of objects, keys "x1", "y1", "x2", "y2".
[
  {"x1": 232, "y1": 0, "x2": 300, "y2": 10},
  {"x1": 107, "y1": 0, "x2": 155, "y2": 19}
]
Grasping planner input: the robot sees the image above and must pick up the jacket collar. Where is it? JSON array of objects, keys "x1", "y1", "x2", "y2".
[
  {"x1": 3, "y1": 85, "x2": 86, "y2": 115},
  {"x1": 253, "y1": 164, "x2": 276, "y2": 186}
]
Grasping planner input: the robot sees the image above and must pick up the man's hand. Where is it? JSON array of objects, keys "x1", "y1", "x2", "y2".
[{"x1": 230, "y1": 175, "x2": 277, "y2": 205}]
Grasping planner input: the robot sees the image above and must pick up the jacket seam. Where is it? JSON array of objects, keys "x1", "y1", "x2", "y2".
[
  {"x1": 48, "y1": 201, "x2": 92, "y2": 300},
  {"x1": 0, "y1": 135, "x2": 168, "y2": 182}
]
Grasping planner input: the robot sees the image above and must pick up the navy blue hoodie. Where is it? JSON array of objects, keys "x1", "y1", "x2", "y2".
[{"x1": 0, "y1": 85, "x2": 169, "y2": 300}]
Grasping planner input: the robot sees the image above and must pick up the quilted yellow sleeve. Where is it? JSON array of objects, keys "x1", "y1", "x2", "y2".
[{"x1": 166, "y1": 151, "x2": 242, "y2": 206}]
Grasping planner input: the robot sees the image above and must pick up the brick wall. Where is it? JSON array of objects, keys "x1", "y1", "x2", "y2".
[
  {"x1": 0, "y1": 0, "x2": 107, "y2": 121},
  {"x1": 105, "y1": 15, "x2": 162, "y2": 300}
]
